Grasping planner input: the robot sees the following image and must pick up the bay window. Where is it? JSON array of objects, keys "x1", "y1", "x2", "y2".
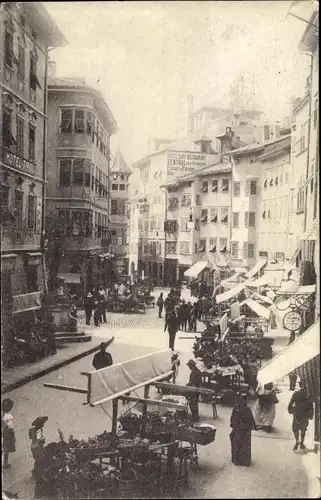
[
  {"x1": 75, "y1": 109, "x2": 85, "y2": 133},
  {"x1": 72, "y1": 159, "x2": 84, "y2": 186}
]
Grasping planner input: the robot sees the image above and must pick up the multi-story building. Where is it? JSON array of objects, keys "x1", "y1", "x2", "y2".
[
  {"x1": 110, "y1": 148, "x2": 131, "y2": 276},
  {"x1": 129, "y1": 135, "x2": 219, "y2": 285},
  {"x1": 46, "y1": 64, "x2": 117, "y2": 296},
  {"x1": 256, "y1": 135, "x2": 292, "y2": 261},
  {"x1": 0, "y1": 2, "x2": 66, "y2": 366}
]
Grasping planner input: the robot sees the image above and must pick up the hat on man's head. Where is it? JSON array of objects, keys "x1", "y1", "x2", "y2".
[{"x1": 187, "y1": 359, "x2": 196, "y2": 367}]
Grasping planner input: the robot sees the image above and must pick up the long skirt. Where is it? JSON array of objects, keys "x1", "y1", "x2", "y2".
[
  {"x1": 230, "y1": 429, "x2": 252, "y2": 466},
  {"x1": 253, "y1": 401, "x2": 276, "y2": 427}
]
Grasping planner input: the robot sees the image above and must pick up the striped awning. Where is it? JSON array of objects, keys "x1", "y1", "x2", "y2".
[{"x1": 257, "y1": 321, "x2": 320, "y2": 391}]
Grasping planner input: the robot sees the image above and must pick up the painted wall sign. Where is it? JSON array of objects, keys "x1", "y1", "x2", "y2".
[
  {"x1": 283, "y1": 310, "x2": 302, "y2": 331},
  {"x1": 2, "y1": 148, "x2": 36, "y2": 176},
  {"x1": 167, "y1": 151, "x2": 215, "y2": 176}
]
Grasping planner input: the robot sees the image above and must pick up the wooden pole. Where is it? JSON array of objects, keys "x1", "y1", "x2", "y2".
[
  {"x1": 112, "y1": 399, "x2": 118, "y2": 437},
  {"x1": 141, "y1": 384, "x2": 150, "y2": 435}
]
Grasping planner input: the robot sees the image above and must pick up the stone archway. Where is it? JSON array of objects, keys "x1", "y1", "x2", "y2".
[{"x1": 130, "y1": 261, "x2": 135, "y2": 275}]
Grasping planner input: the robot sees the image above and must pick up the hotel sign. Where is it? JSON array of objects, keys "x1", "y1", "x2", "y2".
[
  {"x1": 166, "y1": 151, "x2": 215, "y2": 176},
  {"x1": 2, "y1": 148, "x2": 36, "y2": 176}
]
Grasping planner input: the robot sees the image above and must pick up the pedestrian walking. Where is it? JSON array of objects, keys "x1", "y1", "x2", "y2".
[
  {"x1": 180, "y1": 300, "x2": 189, "y2": 332},
  {"x1": 157, "y1": 292, "x2": 164, "y2": 318},
  {"x1": 92, "y1": 338, "x2": 115, "y2": 370},
  {"x1": 186, "y1": 359, "x2": 202, "y2": 421},
  {"x1": 230, "y1": 393, "x2": 256, "y2": 466},
  {"x1": 253, "y1": 382, "x2": 279, "y2": 432},
  {"x1": 84, "y1": 292, "x2": 94, "y2": 325},
  {"x1": 289, "y1": 370, "x2": 298, "y2": 391},
  {"x1": 164, "y1": 310, "x2": 179, "y2": 351},
  {"x1": 2, "y1": 398, "x2": 16, "y2": 470},
  {"x1": 288, "y1": 380, "x2": 314, "y2": 451},
  {"x1": 93, "y1": 298, "x2": 100, "y2": 327}
]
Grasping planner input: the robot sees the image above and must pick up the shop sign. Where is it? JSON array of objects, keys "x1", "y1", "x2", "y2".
[
  {"x1": 167, "y1": 151, "x2": 213, "y2": 176},
  {"x1": 12, "y1": 291, "x2": 42, "y2": 314},
  {"x1": 283, "y1": 310, "x2": 302, "y2": 331},
  {"x1": 2, "y1": 148, "x2": 36, "y2": 176}
]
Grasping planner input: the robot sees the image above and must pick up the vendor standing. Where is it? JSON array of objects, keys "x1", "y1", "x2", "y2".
[
  {"x1": 92, "y1": 338, "x2": 115, "y2": 370},
  {"x1": 186, "y1": 359, "x2": 202, "y2": 422}
]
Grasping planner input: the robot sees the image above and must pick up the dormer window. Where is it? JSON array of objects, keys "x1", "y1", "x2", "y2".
[
  {"x1": 212, "y1": 179, "x2": 218, "y2": 192},
  {"x1": 202, "y1": 181, "x2": 208, "y2": 193}
]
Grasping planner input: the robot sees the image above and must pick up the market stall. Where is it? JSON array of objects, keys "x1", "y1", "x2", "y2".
[{"x1": 43, "y1": 349, "x2": 217, "y2": 497}]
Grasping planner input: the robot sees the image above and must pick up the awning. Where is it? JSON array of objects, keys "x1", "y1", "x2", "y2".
[
  {"x1": 100, "y1": 253, "x2": 113, "y2": 258},
  {"x1": 184, "y1": 260, "x2": 208, "y2": 278},
  {"x1": 289, "y1": 247, "x2": 301, "y2": 265},
  {"x1": 246, "y1": 276, "x2": 269, "y2": 288},
  {"x1": 278, "y1": 280, "x2": 299, "y2": 293},
  {"x1": 1, "y1": 253, "x2": 18, "y2": 259},
  {"x1": 58, "y1": 273, "x2": 81, "y2": 284},
  {"x1": 301, "y1": 218, "x2": 319, "y2": 241},
  {"x1": 257, "y1": 321, "x2": 320, "y2": 386},
  {"x1": 241, "y1": 298, "x2": 270, "y2": 320},
  {"x1": 246, "y1": 259, "x2": 267, "y2": 279},
  {"x1": 215, "y1": 283, "x2": 245, "y2": 304},
  {"x1": 221, "y1": 272, "x2": 242, "y2": 287},
  {"x1": 27, "y1": 252, "x2": 43, "y2": 257},
  {"x1": 233, "y1": 267, "x2": 247, "y2": 274},
  {"x1": 252, "y1": 293, "x2": 274, "y2": 305}
]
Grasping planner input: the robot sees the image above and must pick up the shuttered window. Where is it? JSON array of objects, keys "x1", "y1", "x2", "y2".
[{"x1": 27, "y1": 194, "x2": 36, "y2": 230}]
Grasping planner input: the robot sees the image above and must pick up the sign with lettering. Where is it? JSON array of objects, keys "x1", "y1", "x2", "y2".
[
  {"x1": 166, "y1": 151, "x2": 215, "y2": 176},
  {"x1": 2, "y1": 148, "x2": 36, "y2": 176},
  {"x1": 12, "y1": 292, "x2": 42, "y2": 314},
  {"x1": 283, "y1": 310, "x2": 302, "y2": 332}
]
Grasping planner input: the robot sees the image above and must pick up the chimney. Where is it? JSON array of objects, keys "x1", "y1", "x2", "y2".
[
  {"x1": 187, "y1": 95, "x2": 194, "y2": 134},
  {"x1": 48, "y1": 59, "x2": 56, "y2": 78}
]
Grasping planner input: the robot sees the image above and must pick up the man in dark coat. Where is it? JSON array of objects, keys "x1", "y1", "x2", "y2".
[
  {"x1": 84, "y1": 292, "x2": 94, "y2": 325},
  {"x1": 157, "y1": 293, "x2": 164, "y2": 318},
  {"x1": 92, "y1": 338, "x2": 115, "y2": 370},
  {"x1": 179, "y1": 300, "x2": 189, "y2": 332},
  {"x1": 288, "y1": 380, "x2": 314, "y2": 450},
  {"x1": 164, "y1": 310, "x2": 179, "y2": 351},
  {"x1": 186, "y1": 359, "x2": 202, "y2": 421}
]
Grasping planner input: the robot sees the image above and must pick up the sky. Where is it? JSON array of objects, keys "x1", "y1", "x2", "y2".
[{"x1": 45, "y1": 1, "x2": 317, "y2": 165}]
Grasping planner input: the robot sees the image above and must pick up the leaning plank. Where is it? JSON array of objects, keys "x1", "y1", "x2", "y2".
[
  {"x1": 118, "y1": 395, "x2": 186, "y2": 410},
  {"x1": 43, "y1": 383, "x2": 88, "y2": 394},
  {"x1": 153, "y1": 382, "x2": 215, "y2": 395}
]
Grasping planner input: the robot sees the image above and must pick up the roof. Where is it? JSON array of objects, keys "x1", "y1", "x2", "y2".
[
  {"x1": 257, "y1": 135, "x2": 291, "y2": 161},
  {"x1": 225, "y1": 134, "x2": 291, "y2": 157},
  {"x1": 111, "y1": 149, "x2": 132, "y2": 175},
  {"x1": 23, "y1": 3, "x2": 68, "y2": 47},
  {"x1": 194, "y1": 134, "x2": 212, "y2": 143},
  {"x1": 48, "y1": 78, "x2": 117, "y2": 134},
  {"x1": 299, "y1": 11, "x2": 319, "y2": 52},
  {"x1": 191, "y1": 107, "x2": 263, "y2": 119}
]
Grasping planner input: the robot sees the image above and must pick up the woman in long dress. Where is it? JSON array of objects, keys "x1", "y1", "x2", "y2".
[
  {"x1": 253, "y1": 382, "x2": 279, "y2": 432},
  {"x1": 230, "y1": 393, "x2": 256, "y2": 466}
]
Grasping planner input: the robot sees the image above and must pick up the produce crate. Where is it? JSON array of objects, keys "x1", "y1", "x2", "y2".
[{"x1": 176, "y1": 426, "x2": 216, "y2": 445}]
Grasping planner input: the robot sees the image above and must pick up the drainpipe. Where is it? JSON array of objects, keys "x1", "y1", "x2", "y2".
[{"x1": 41, "y1": 47, "x2": 50, "y2": 296}]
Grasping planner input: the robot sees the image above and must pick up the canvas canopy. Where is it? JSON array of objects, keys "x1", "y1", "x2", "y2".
[
  {"x1": 257, "y1": 321, "x2": 320, "y2": 386},
  {"x1": 246, "y1": 276, "x2": 269, "y2": 288},
  {"x1": 88, "y1": 349, "x2": 173, "y2": 406},
  {"x1": 246, "y1": 259, "x2": 267, "y2": 279},
  {"x1": 241, "y1": 298, "x2": 270, "y2": 320},
  {"x1": 184, "y1": 260, "x2": 208, "y2": 278},
  {"x1": 215, "y1": 283, "x2": 245, "y2": 304}
]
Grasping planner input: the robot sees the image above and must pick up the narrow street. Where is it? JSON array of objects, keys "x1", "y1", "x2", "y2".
[{"x1": 3, "y1": 289, "x2": 310, "y2": 499}]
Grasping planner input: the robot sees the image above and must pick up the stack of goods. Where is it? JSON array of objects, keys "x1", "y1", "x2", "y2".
[
  {"x1": 176, "y1": 423, "x2": 217, "y2": 446},
  {"x1": 69, "y1": 431, "x2": 118, "y2": 460}
]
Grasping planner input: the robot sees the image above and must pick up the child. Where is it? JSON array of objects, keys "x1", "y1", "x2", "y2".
[{"x1": 2, "y1": 398, "x2": 16, "y2": 469}]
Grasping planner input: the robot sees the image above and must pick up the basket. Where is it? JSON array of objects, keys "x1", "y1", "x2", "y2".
[{"x1": 176, "y1": 426, "x2": 216, "y2": 445}]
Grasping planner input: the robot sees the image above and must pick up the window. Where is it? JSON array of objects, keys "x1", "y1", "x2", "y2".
[
  {"x1": 112, "y1": 184, "x2": 118, "y2": 190},
  {"x1": 212, "y1": 179, "x2": 218, "y2": 192},
  {"x1": 199, "y1": 239, "x2": 206, "y2": 253},
  {"x1": 296, "y1": 186, "x2": 305, "y2": 213},
  {"x1": 60, "y1": 108, "x2": 73, "y2": 133},
  {"x1": 16, "y1": 117, "x2": 24, "y2": 156},
  {"x1": 210, "y1": 208, "x2": 218, "y2": 222},
  {"x1": 220, "y1": 207, "x2": 228, "y2": 223},
  {"x1": 1, "y1": 185, "x2": 10, "y2": 212},
  {"x1": 73, "y1": 159, "x2": 84, "y2": 186},
  {"x1": 196, "y1": 194, "x2": 201, "y2": 205},
  {"x1": 119, "y1": 184, "x2": 125, "y2": 191},
  {"x1": 181, "y1": 194, "x2": 191, "y2": 206},
  {"x1": 29, "y1": 125, "x2": 36, "y2": 160},
  {"x1": 300, "y1": 123, "x2": 306, "y2": 152},
  {"x1": 232, "y1": 212, "x2": 239, "y2": 227},
  {"x1": 249, "y1": 212, "x2": 256, "y2": 227},
  {"x1": 18, "y1": 45, "x2": 25, "y2": 81},
  {"x1": 71, "y1": 210, "x2": 83, "y2": 236},
  {"x1": 209, "y1": 238, "x2": 216, "y2": 253},
  {"x1": 168, "y1": 197, "x2": 178, "y2": 210},
  {"x1": 2, "y1": 107, "x2": 16, "y2": 149},
  {"x1": 111, "y1": 200, "x2": 118, "y2": 215},
  {"x1": 248, "y1": 244, "x2": 255, "y2": 259},
  {"x1": 243, "y1": 242, "x2": 248, "y2": 258},
  {"x1": 275, "y1": 252, "x2": 285, "y2": 261},
  {"x1": 59, "y1": 159, "x2": 72, "y2": 186},
  {"x1": 165, "y1": 242, "x2": 177, "y2": 254},
  {"x1": 233, "y1": 181, "x2": 240, "y2": 196},
  {"x1": 27, "y1": 194, "x2": 36, "y2": 230},
  {"x1": 180, "y1": 241, "x2": 190, "y2": 254},
  {"x1": 202, "y1": 181, "x2": 208, "y2": 193},
  {"x1": 84, "y1": 161, "x2": 91, "y2": 187},
  {"x1": 221, "y1": 179, "x2": 229, "y2": 192},
  {"x1": 250, "y1": 180, "x2": 257, "y2": 195},
  {"x1": 29, "y1": 52, "x2": 41, "y2": 90},
  {"x1": 86, "y1": 111, "x2": 92, "y2": 135},
  {"x1": 27, "y1": 266, "x2": 38, "y2": 293},
  {"x1": 231, "y1": 242, "x2": 239, "y2": 258},
  {"x1": 180, "y1": 217, "x2": 190, "y2": 232},
  {"x1": 75, "y1": 109, "x2": 85, "y2": 133},
  {"x1": 201, "y1": 208, "x2": 208, "y2": 223},
  {"x1": 219, "y1": 238, "x2": 227, "y2": 253},
  {"x1": 314, "y1": 99, "x2": 318, "y2": 130},
  {"x1": 264, "y1": 179, "x2": 267, "y2": 188},
  {"x1": 14, "y1": 190, "x2": 23, "y2": 229},
  {"x1": 4, "y1": 30, "x2": 14, "y2": 68}
]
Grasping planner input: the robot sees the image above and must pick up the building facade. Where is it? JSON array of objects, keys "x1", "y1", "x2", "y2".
[
  {"x1": 109, "y1": 148, "x2": 131, "y2": 276},
  {"x1": 0, "y1": 2, "x2": 66, "y2": 366},
  {"x1": 46, "y1": 68, "x2": 117, "y2": 296}
]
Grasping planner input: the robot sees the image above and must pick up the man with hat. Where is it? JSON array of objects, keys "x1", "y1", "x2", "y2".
[
  {"x1": 186, "y1": 359, "x2": 202, "y2": 421},
  {"x1": 92, "y1": 337, "x2": 115, "y2": 370}
]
